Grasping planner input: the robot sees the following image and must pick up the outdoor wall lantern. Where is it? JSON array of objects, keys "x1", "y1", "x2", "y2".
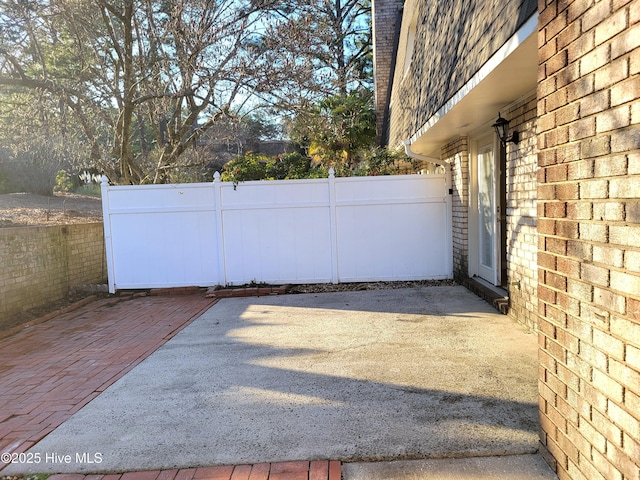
[{"x1": 492, "y1": 113, "x2": 519, "y2": 146}]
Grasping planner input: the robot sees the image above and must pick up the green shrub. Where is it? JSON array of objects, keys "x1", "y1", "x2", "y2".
[
  {"x1": 75, "y1": 183, "x2": 102, "y2": 196},
  {"x1": 221, "y1": 154, "x2": 268, "y2": 185},
  {"x1": 352, "y1": 147, "x2": 404, "y2": 176},
  {"x1": 54, "y1": 169, "x2": 74, "y2": 192},
  {"x1": 265, "y1": 152, "x2": 327, "y2": 180}
]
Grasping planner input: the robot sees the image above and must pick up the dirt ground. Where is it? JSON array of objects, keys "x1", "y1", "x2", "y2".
[{"x1": 0, "y1": 192, "x2": 103, "y2": 228}]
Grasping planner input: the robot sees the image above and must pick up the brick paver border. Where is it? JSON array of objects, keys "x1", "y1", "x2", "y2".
[
  {"x1": 0, "y1": 293, "x2": 216, "y2": 462},
  {"x1": 44, "y1": 460, "x2": 341, "y2": 480}
]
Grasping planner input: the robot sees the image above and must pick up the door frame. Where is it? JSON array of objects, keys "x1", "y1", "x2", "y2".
[{"x1": 468, "y1": 132, "x2": 506, "y2": 287}]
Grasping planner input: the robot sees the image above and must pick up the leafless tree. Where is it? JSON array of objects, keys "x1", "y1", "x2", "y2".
[
  {"x1": 249, "y1": 0, "x2": 372, "y2": 113},
  {"x1": 0, "y1": 0, "x2": 280, "y2": 184}
]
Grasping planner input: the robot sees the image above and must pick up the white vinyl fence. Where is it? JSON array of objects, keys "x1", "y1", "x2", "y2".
[{"x1": 101, "y1": 170, "x2": 452, "y2": 293}]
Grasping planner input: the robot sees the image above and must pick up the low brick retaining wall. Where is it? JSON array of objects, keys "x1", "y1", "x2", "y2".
[{"x1": 0, "y1": 222, "x2": 107, "y2": 329}]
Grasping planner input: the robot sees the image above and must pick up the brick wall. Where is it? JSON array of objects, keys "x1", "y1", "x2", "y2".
[
  {"x1": 537, "y1": 0, "x2": 640, "y2": 478},
  {"x1": 506, "y1": 94, "x2": 539, "y2": 331},
  {"x1": 442, "y1": 103, "x2": 540, "y2": 332},
  {"x1": 387, "y1": 0, "x2": 537, "y2": 148},
  {"x1": 372, "y1": 0, "x2": 403, "y2": 143},
  {"x1": 442, "y1": 137, "x2": 470, "y2": 282},
  {"x1": 0, "y1": 223, "x2": 107, "y2": 328}
]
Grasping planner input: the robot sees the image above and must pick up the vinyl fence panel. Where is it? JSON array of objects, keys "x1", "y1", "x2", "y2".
[
  {"x1": 102, "y1": 183, "x2": 220, "y2": 291},
  {"x1": 101, "y1": 172, "x2": 452, "y2": 293},
  {"x1": 334, "y1": 175, "x2": 451, "y2": 281},
  {"x1": 219, "y1": 179, "x2": 334, "y2": 285}
]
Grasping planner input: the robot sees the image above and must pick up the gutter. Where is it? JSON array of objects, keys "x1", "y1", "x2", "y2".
[{"x1": 403, "y1": 140, "x2": 447, "y2": 166}]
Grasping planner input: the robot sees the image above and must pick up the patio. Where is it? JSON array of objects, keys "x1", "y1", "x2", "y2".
[{"x1": 1, "y1": 285, "x2": 543, "y2": 477}]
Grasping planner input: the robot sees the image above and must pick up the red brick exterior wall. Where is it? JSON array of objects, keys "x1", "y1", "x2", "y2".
[
  {"x1": 537, "y1": 0, "x2": 640, "y2": 478},
  {"x1": 372, "y1": 0, "x2": 403, "y2": 143}
]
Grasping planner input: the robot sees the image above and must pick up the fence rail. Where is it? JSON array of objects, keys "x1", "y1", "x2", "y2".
[{"x1": 101, "y1": 170, "x2": 452, "y2": 293}]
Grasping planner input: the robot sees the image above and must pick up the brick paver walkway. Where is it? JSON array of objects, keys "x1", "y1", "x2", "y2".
[
  {"x1": 0, "y1": 293, "x2": 340, "y2": 479},
  {"x1": 45, "y1": 460, "x2": 341, "y2": 480}
]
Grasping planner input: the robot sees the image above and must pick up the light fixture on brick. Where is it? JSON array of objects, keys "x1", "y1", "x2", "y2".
[{"x1": 492, "y1": 113, "x2": 519, "y2": 146}]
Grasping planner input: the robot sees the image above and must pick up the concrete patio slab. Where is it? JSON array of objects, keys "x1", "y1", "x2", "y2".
[{"x1": 4, "y1": 286, "x2": 541, "y2": 475}]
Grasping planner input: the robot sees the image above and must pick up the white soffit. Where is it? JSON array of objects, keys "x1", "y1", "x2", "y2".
[{"x1": 408, "y1": 13, "x2": 538, "y2": 157}]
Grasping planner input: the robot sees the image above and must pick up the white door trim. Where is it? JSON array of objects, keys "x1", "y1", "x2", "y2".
[{"x1": 469, "y1": 133, "x2": 500, "y2": 286}]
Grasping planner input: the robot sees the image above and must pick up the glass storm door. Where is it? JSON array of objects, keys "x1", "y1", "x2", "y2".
[{"x1": 477, "y1": 141, "x2": 497, "y2": 284}]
